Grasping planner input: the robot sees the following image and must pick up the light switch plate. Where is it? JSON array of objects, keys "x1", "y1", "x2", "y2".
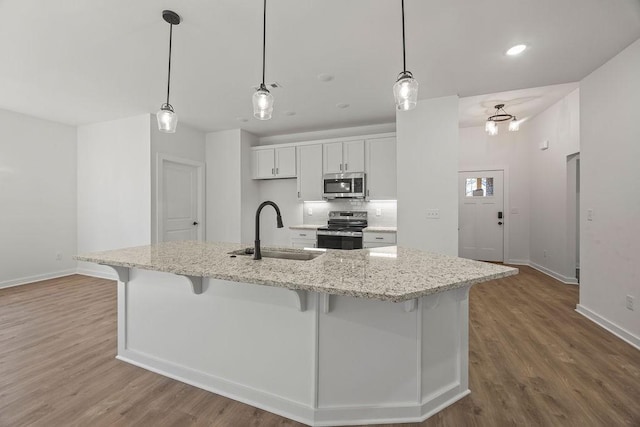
[
  {"x1": 307, "y1": 208, "x2": 313, "y2": 216},
  {"x1": 376, "y1": 208, "x2": 382, "y2": 217},
  {"x1": 426, "y1": 209, "x2": 440, "y2": 219}
]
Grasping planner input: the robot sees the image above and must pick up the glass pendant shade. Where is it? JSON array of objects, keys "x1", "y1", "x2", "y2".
[
  {"x1": 253, "y1": 87, "x2": 274, "y2": 120},
  {"x1": 486, "y1": 120, "x2": 498, "y2": 136},
  {"x1": 393, "y1": 72, "x2": 418, "y2": 111},
  {"x1": 157, "y1": 105, "x2": 178, "y2": 133},
  {"x1": 509, "y1": 118, "x2": 520, "y2": 132}
]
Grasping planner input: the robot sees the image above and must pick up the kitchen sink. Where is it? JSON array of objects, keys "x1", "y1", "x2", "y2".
[{"x1": 228, "y1": 247, "x2": 323, "y2": 261}]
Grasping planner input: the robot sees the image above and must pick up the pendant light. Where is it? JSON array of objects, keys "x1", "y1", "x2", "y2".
[
  {"x1": 157, "y1": 10, "x2": 181, "y2": 133},
  {"x1": 253, "y1": 0, "x2": 274, "y2": 120},
  {"x1": 485, "y1": 104, "x2": 519, "y2": 136},
  {"x1": 393, "y1": 0, "x2": 418, "y2": 111}
]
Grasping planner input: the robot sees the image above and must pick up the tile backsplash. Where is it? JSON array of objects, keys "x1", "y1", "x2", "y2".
[{"x1": 303, "y1": 200, "x2": 397, "y2": 227}]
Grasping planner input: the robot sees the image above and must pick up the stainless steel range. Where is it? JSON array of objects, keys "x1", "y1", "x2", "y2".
[{"x1": 316, "y1": 211, "x2": 368, "y2": 250}]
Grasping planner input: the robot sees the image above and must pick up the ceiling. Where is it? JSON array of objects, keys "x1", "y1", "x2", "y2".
[
  {"x1": 1, "y1": 0, "x2": 639, "y2": 137},
  {"x1": 459, "y1": 82, "x2": 580, "y2": 128}
]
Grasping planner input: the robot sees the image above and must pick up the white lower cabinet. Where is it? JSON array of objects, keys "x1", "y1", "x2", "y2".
[
  {"x1": 291, "y1": 229, "x2": 317, "y2": 248},
  {"x1": 363, "y1": 231, "x2": 396, "y2": 248}
]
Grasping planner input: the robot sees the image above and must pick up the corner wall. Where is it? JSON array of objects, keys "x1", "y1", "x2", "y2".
[
  {"x1": 77, "y1": 114, "x2": 151, "y2": 278},
  {"x1": 578, "y1": 38, "x2": 640, "y2": 348},
  {"x1": 397, "y1": 96, "x2": 459, "y2": 255},
  {"x1": 459, "y1": 126, "x2": 531, "y2": 263},
  {"x1": 0, "y1": 109, "x2": 77, "y2": 287},
  {"x1": 524, "y1": 89, "x2": 580, "y2": 283}
]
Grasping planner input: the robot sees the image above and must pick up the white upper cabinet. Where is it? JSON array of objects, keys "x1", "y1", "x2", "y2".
[
  {"x1": 323, "y1": 142, "x2": 343, "y2": 174},
  {"x1": 275, "y1": 146, "x2": 296, "y2": 177},
  {"x1": 365, "y1": 137, "x2": 396, "y2": 200},
  {"x1": 297, "y1": 144, "x2": 323, "y2": 200},
  {"x1": 323, "y1": 140, "x2": 364, "y2": 174},
  {"x1": 253, "y1": 146, "x2": 297, "y2": 179}
]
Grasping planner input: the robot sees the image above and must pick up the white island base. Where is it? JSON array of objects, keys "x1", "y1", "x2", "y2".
[{"x1": 114, "y1": 268, "x2": 471, "y2": 426}]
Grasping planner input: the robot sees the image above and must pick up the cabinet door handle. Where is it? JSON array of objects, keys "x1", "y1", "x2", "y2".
[
  {"x1": 272, "y1": 168, "x2": 275, "y2": 175},
  {"x1": 339, "y1": 163, "x2": 343, "y2": 171},
  {"x1": 300, "y1": 234, "x2": 307, "y2": 237},
  {"x1": 367, "y1": 189, "x2": 370, "y2": 196},
  {"x1": 298, "y1": 191, "x2": 301, "y2": 198},
  {"x1": 345, "y1": 163, "x2": 348, "y2": 171},
  {"x1": 276, "y1": 167, "x2": 279, "y2": 175},
  {"x1": 375, "y1": 237, "x2": 384, "y2": 240}
]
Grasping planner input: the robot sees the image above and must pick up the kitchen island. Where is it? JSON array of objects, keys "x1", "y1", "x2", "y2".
[{"x1": 76, "y1": 241, "x2": 517, "y2": 426}]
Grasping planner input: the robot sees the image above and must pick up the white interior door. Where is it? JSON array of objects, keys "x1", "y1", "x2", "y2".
[
  {"x1": 159, "y1": 156, "x2": 204, "y2": 242},
  {"x1": 458, "y1": 170, "x2": 504, "y2": 262}
]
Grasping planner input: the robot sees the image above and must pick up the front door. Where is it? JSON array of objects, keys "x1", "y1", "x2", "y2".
[
  {"x1": 458, "y1": 170, "x2": 504, "y2": 262},
  {"x1": 159, "y1": 156, "x2": 204, "y2": 242}
]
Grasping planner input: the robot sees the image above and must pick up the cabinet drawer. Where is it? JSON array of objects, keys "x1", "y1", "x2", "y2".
[
  {"x1": 291, "y1": 230, "x2": 317, "y2": 240},
  {"x1": 363, "y1": 232, "x2": 396, "y2": 244}
]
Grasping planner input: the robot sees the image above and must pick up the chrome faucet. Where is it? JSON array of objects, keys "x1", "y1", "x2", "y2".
[{"x1": 254, "y1": 201, "x2": 284, "y2": 260}]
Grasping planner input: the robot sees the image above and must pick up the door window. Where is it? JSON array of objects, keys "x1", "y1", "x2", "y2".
[{"x1": 465, "y1": 177, "x2": 494, "y2": 197}]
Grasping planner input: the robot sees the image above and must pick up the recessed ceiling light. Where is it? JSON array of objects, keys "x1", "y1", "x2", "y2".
[
  {"x1": 336, "y1": 103, "x2": 350, "y2": 109},
  {"x1": 284, "y1": 111, "x2": 296, "y2": 116},
  {"x1": 317, "y1": 73, "x2": 334, "y2": 82},
  {"x1": 236, "y1": 117, "x2": 249, "y2": 122},
  {"x1": 506, "y1": 44, "x2": 527, "y2": 56}
]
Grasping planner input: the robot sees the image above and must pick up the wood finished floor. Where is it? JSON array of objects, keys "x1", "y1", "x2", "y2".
[{"x1": 0, "y1": 267, "x2": 638, "y2": 427}]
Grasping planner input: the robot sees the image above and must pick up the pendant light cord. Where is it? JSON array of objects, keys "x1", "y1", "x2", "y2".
[
  {"x1": 262, "y1": 0, "x2": 267, "y2": 86},
  {"x1": 401, "y1": 0, "x2": 406, "y2": 73},
  {"x1": 166, "y1": 23, "x2": 173, "y2": 105}
]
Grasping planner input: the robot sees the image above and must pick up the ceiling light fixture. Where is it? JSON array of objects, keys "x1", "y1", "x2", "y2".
[
  {"x1": 253, "y1": 0, "x2": 274, "y2": 120},
  {"x1": 393, "y1": 0, "x2": 418, "y2": 111},
  {"x1": 506, "y1": 44, "x2": 527, "y2": 56},
  {"x1": 157, "y1": 10, "x2": 181, "y2": 133},
  {"x1": 485, "y1": 104, "x2": 519, "y2": 135}
]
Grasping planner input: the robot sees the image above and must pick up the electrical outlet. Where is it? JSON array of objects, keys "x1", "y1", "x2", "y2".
[
  {"x1": 426, "y1": 209, "x2": 440, "y2": 219},
  {"x1": 376, "y1": 208, "x2": 382, "y2": 217},
  {"x1": 56, "y1": 252, "x2": 62, "y2": 261},
  {"x1": 587, "y1": 209, "x2": 593, "y2": 221},
  {"x1": 307, "y1": 207, "x2": 312, "y2": 216},
  {"x1": 626, "y1": 295, "x2": 634, "y2": 311}
]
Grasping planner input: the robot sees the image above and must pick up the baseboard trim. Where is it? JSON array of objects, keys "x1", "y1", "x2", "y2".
[
  {"x1": 0, "y1": 269, "x2": 77, "y2": 290},
  {"x1": 506, "y1": 260, "x2": 578, "y2": 285},
  {"x1": 576, "y1": 304, "x2": 640, "y2": 351}
]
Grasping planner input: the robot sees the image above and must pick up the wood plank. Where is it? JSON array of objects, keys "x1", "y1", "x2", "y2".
[{"x1": 0, "y1": 269, "x2": 638, "y2": 426}]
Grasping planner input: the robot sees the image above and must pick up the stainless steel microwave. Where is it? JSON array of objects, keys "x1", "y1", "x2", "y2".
[{"x1": 323, "y1": 172, "x2": 366, "y2": 199}]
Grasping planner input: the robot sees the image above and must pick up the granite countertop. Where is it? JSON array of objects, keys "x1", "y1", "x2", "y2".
[
  {"x1": 75, "y1": 241, "x2": 517, "y2": 302},
  {"x1": 289, "y1": 224, "x2": 322, "y2": 230},
  {"x1": 363, "y1": 226, "x2": 397, "y2": 233}
]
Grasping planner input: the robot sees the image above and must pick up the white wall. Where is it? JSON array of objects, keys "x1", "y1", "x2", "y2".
[
  {"x1": 0, "y1": 109, "x2": 77, "y2": 287},
  {"x1": 240, "y1": 131, "x2": 260, "y2": 245},
  {"x1": 150, "y1": 120, "x2": 206, "y2": 243},
  {"x1": 205, "y1": 129, "x2": 259, "y2": 245},
  {"x1": 523, "y1": 89, "x2": 580, "y2": 283},
  {"x1": 397, "y1": 96, "x2": 459, "y2": 255},
  {"x1": 77, "y1": 114, "x2": 151, "y2": 278},
  {"x1": 578, "y1": 38, "x2": 640, "y2": 347},
  {"x1": 459, "y1": 126, "x2": 531, "y2": 263}
]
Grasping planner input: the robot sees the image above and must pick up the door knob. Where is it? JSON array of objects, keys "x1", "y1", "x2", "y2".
[
  {"x1": 193, "y1": 221, "x2": 199, "y2": 226},
  {"x1": 498, "y1": 221, "x2": 503, "y2": 225}
]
